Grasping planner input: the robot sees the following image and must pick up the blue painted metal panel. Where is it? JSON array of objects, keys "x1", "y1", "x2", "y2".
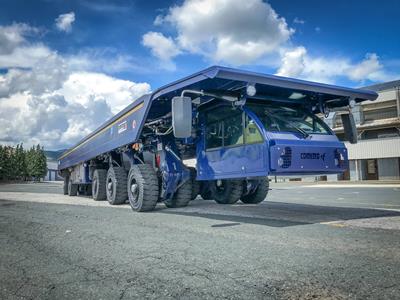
[
  {"x1": 197, "y1": 143, "x2": 268, "y2": 180},
  {"x1": 269, "y1": 137, "x2": 348, "y2": 176},
  {"x1": 59, "y1": 95, "x2": 152, "y2": 170},
  {"x1": 197, "y1": 135, "x2": 347, "y2": 180}
]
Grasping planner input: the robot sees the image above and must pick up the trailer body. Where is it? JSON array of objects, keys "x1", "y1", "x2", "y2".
[{"x1": 58, "y1": 66, "x2": 377, "y2": 210}]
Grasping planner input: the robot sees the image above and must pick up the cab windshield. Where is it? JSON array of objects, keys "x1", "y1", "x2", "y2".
[{"x1": 247, "y1": 102, "x2": 331, "y2": 135}]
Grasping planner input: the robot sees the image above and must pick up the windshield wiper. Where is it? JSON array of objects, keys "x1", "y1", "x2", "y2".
[{"x1": 264, "y1": 111, "x2": 310, "y2": 139}]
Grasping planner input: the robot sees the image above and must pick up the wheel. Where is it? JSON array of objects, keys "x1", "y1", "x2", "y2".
[
  {"x1": 189, "y1": 167, "x2": 200, "y2": 200},
  {"x1": 211, "y1": 179, "x2": 242, "y2": 204},
  {"x1": 106, "y1": 167, "x2": 128, "y2": 205},
  {"x1": 92, "y1": 169, "x2": 107, "y2": 201},
  {"x1": 241, "y1": 178, "x2": 269, "y2": 204},
  {"x1": 63, "y1": 176, "x2": 69, "y2": 195},
  {"x1": 127, "y1": 164, "x2": 159, "y2": 212},
  {"x1": 68, "y1": 180, "x2": 78, "y2": 196},
  {"x1": 165, "y1": 179, "x2": 193, "y2": 208}
]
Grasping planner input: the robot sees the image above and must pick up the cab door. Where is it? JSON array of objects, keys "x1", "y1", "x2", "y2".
[{"x1": 197, "y1": 105, "x2": 268, "y2": 180}]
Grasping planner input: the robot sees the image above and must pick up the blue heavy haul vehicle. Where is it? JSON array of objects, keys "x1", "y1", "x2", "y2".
[{"x1": 58, "y1": 66, "x2": 378, "y2": 211}]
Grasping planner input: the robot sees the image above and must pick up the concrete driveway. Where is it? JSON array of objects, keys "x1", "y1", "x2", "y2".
[{"x1": 1, "y1": 182, "x2": 399, "y2": 299}]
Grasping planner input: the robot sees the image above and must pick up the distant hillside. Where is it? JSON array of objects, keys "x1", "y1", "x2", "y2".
[{"x1": 44, "y1": 149, "x2": 66, "y2": 161}]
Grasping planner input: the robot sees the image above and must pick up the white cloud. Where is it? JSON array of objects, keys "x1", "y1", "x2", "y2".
[
  {"x1": 150, "y1": 0, "x2": 293, "y2": 65},
  {"x1": 60, "y1": 72, "x2": 150, "y2": 114},
  {"x1": 0, "y1": 70, "x2": 151, "y2": 148},
  {"x1": 347, "y1": 53, "x2": 383, "y2": 81},
  {"x1": 142, "y1": 31, "x2": 181, "y2": 69},
  {"x1": 0, "y1": 22, "x2": 151, "y2": 149},
  {"x1": 276, "y1": 46, "x2": 306, "y2": 78},
  {"x1": 277, "y1": 48, "x2": 394, "y2": 83},
  {"x1": 0, "y1": 23, "x2": 48, "y2": 69},
  {"x1": 293, "y1": 17, "x2": 305, "y2": 25},
  {"x1": 55, "y1": 12, "x2": 75, "y2": 33},
  {"x1": 0, "y1": 23, "x2": 39, "y2": 54}
]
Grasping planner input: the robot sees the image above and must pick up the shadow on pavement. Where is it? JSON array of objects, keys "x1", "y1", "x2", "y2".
[{"x1": 158, "y1": 200, "x2": 400, "y2": 228}]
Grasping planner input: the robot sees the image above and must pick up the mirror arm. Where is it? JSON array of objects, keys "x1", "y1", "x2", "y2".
[{"x1": 181, "y1": 89, "x2": 205, "y2": 98}]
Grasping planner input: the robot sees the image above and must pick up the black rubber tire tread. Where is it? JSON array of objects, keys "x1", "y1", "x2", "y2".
[
  {"x1": 164, "y1": 179, "x2": 193, "y2": 208},
  {"x1": 63, "y1": 176, "x2": 69, "y2": 195},
  {"x1": 128, "y1": 164, "x2": 159, "y2": 212},
  {"x1": 188, "y1": 167, "x2": 200, "y2": 200},
  {"x1": 241, "y1": 178, "x2": 269, "y2": 204},
  {"x1": 92, "y1": 169, "x2": 107, "y2": 201},
  {"x1": 211, "y1": 180, "x2": 242, "y2": 204},
  {"x1": 68, "y1": 180, "x2": 78, "y2": 196},
  {"x1": 106, "y1": 167, "x2": 128, "y2": 205}
]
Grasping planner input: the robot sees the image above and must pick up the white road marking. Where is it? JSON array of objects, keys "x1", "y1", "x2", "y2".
[
  {"x1": 321, "y1": 216, "x2": 400, "y2": 230},
  {"x1": 304, "y1": 184, "x2": 400, "y2": 188}
]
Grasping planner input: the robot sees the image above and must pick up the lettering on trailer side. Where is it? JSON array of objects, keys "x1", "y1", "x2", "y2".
[{"x1": 118, "y1": 121, "x2": 127, "y2": 134}]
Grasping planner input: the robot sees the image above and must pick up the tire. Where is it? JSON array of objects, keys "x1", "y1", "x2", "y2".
[
  {"x1": 92, "y1": 169, "x2": 107, "y2": 201},
  {"x1": 63, "y1": 176, "x2": 69, "y2": 195},
  {"x1": 189, "y1": 167, "x2": 200, "y2": 201},
  {"x1": 165, "y1": 179, "x2": 193, "y2": 208},
  {"x1": 106, "y1": 167, "x2": 128, "y2": 205},
  {"x1": 241, "y1": 178, "x2": 269, "y2": 204},
  {"x1": 68, "y1": 180, "x2": 78, "y2": 196},
  {"x1": 211, "y1": 179, "x2": 242, "y2": 204},
  {"x1": 127, "y1": 164, "x2": 159, "y2": 212}
]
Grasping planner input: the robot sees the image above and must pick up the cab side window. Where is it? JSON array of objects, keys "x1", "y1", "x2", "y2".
[
  {"x1": 223, "y1": 112, "x2": 244, "y2": 146},
  {"x1": 244, "y1": 114, "x2": 263, "y2": 144},
  {"x1": 206, "y1": 121, "x2": 223, "y2": 149},
  {"x1": 205, "y1": 106, "x2": 263, "y2": 150}
]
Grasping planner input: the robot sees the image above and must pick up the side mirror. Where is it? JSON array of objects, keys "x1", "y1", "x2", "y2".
[
  {"x1": 341, "y1": 112, "x2": 358, "y2": 144},
  {"x1": 172, "y1": 96, "x2": 192, "y2": 138}
]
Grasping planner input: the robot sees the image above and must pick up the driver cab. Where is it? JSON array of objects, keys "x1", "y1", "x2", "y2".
[{"x1": 196, "y1": 100, "x2": 342, "y2": 180}]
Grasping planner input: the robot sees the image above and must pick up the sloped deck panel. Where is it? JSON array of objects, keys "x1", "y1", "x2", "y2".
[
  {"x1": 58, "y1": 94, "x2": 152, "y2": 170},
  {"x1": 58, "y1": 66, "x2": 378, "y2": 171}
]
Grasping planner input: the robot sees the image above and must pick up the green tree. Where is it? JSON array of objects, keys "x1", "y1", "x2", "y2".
[
  {"x1": 14, "y1": 144, "x2": 27, "y2": 180},
  {"x1": 4, "y1": 146, "x2": 16, "y2": 180},
  {"x1": 26, "y1": 146, "x2": 35, "y2": 180},
  {"x1": 25, "y1": 144, "x2": 47, "y2": 181},
  {"x1": 36, "y1": 145, "x2": 48, "y2": 180},
  {"x1": 0, "y1": 145, "x2": 5, "y2": 180}
]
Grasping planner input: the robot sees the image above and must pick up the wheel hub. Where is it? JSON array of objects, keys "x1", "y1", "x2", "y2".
[
  {"x1": 107, "y1": 182, "x2": 113, "y2": 190},
  {"x1": 131, "y1": 183, "x2": 138, "y2": 195}
]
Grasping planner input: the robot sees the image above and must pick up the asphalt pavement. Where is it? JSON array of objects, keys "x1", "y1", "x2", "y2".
[{"x1": 1, "y1": 181, "x2": 400, "y2": 299}]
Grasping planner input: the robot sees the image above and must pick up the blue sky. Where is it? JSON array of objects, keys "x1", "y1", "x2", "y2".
[{"x1": 0, "y1": 0, "x2": 399, "y2": 148}]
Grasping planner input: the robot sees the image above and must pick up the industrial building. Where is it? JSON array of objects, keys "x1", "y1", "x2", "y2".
[{"x1": 325, "y1": 80, "x2": 400, "y2": 181}]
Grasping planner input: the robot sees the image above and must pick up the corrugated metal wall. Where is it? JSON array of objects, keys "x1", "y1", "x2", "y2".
[{"x1": 345, "y1": 137, "x2": 400, "y2": 160}]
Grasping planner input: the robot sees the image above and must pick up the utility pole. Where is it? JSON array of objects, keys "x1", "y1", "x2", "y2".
[{"x1": 396, "y1": 86, "x2": 400, "y2": 119}]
